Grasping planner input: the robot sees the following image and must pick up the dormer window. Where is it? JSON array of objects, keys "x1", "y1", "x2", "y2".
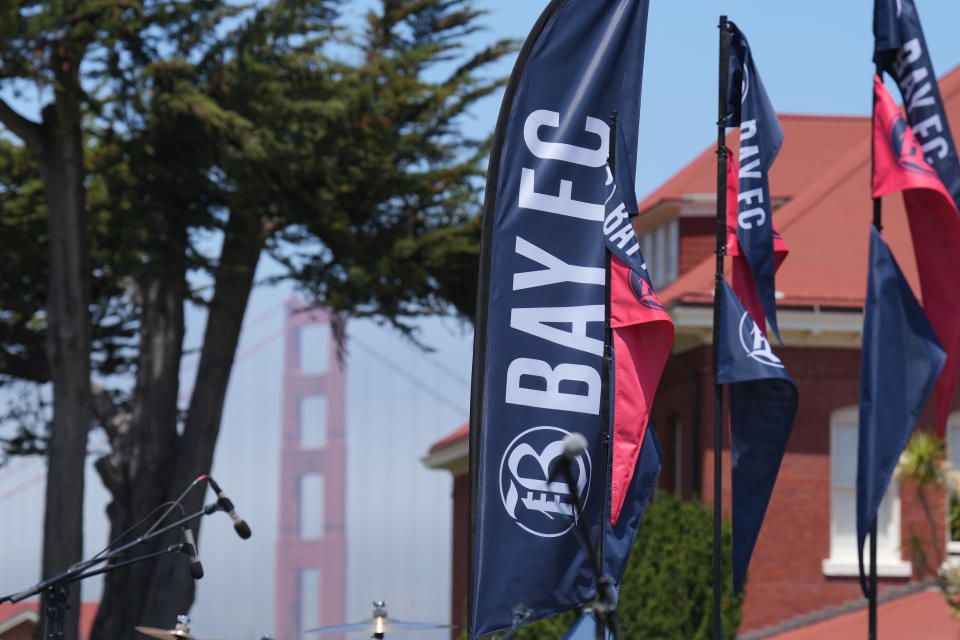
[{"x1": 637, "y1": 217, "x2": 678, "y2": 289}]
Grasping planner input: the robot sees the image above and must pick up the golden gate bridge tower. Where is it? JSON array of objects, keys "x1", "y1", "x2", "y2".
[{"x1": 274, "y1": 299, "x2": 346, "y2": 640}]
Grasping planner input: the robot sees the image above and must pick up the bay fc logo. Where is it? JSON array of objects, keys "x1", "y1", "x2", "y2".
[
  {"x1": 629, "y1": 270, "x2": 665, "y2": 311},
  {"x1": 890, "y1": 113, "x2": 936, "y2": 178},
  {"x1": 738, "y1": 312, "x2": 784, "y2": 368},
  {"x1": 499, "y1": 426, "x2": 591, "y2": 538}
]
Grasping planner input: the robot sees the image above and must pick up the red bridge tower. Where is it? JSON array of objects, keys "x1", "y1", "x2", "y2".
[{"x1": 275, "y1": 300, "x2": 346, "y2": 640}]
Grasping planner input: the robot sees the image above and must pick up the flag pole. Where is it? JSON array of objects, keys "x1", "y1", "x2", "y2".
[
  {"x1": 868, "y1": 66, "x2": 882, "y2": 640},
  {"x1": 869, "y1": 522, "x2": 877, "y2": 639},
  {"x1": 597, "y1": 110, "x2": 617, "y2": 640},
  {"x1": 602, "y1": 109, "x2": 617, "y2": 564},
  {"x1": 713, "y1": 15, "x2": 732, "y2": 640}
]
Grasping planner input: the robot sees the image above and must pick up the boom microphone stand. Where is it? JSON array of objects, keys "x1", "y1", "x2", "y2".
[{"x1": 0, "y1": 477, "x2": 231, "y2": 640}]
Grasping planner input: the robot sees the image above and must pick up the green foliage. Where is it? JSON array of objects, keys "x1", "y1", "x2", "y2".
[
  {"x1": 501, "y1": 609, "x2": 579, "y2": 640},
  {"x1": 0, "y1": 0, "x2": 517, "y2": 394},
  {"x1": 464, "y1": 494, "x2": 742, "y2": 639},
  {"x1": 895, "y1": 430, "x2": 946, "y2": 488},
  {"x1": 618, "y1": 493, "x2": 741, "y2": 639},
  {"x1": 0, "y1": 0, "x2": 517, "y2": 630},
  {"x1": 0, "y1": 140, "x2": 48, "y2": 384}
]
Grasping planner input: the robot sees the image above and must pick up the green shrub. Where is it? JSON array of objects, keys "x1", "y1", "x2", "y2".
[{"x1": 616, "y1": 493, "x2": 742, "y2": 639}]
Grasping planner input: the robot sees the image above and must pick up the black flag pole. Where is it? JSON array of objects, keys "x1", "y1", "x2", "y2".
[
  {"x1": 868, "y1": 64, "x2": 883, "y2": 640},
  {"x1": 713, "y1": 15, "x2": 732, "y2": 640},
  {"x1": 596, "y1": 109, "x2": 617, "y2": 640}
]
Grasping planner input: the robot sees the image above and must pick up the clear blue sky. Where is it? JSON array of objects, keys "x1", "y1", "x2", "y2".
[{"x1": 473, "y1": 0, "x2": 960, "y2": 202}]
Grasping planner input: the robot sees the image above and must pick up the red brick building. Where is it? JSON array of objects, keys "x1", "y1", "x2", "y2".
[{"x1": 424, "y1": 68, "x2": 960, "y2": 637}]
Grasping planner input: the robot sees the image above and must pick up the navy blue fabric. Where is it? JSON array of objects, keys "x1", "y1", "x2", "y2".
[
  {"x1": 856, "y1": 227, "x2": 945, "y2": 596},
  {"x1": 602, "y1": 424, "x2": 661, "y2": 591},
  {"x1": 874, "y1": 0, "x2": 960, "y2": 209},
  {"x1": 470, "y1": 1, "x2": 650, "y2": 637},
  {"x1": 613, "y1": 123, "x2": 640, "y2": 222},
  {"x1": 602, "y1": 165, "x2": 649, "y2": 275},
  {"x1": 726, "y1": 23, "x2": 784, "y2": 342},
  {"x1": 717, "y1": 279, "x2": 797, "y2": 594}
]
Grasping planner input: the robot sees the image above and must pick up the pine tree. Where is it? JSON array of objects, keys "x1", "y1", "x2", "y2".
[{"x1": 0, "y1": 2, "x2": 513, "y2": 638}]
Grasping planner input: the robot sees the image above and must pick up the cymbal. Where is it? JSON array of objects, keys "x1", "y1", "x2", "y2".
[
  {"x1": 135, "y1": 626, "x2": 218, "y2": 640},
  {"x1": 304, "y1": 619, "x2": 451, "y2": 634}
]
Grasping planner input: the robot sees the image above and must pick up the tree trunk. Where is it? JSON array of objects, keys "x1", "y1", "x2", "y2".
[
  {"x1": 91, "y1": 210, "x2": 264, "y2": 639},
  {"x1": 36, "y1": 96, "x2": 90, "y2": 640},
  {"x1": 92, "y1": 272, "x2": 185, "y2": 640}
]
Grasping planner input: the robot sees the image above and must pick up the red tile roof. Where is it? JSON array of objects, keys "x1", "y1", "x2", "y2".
[
  {"x1": 428, "y1": 422, "x2": 468, "y2": 454},
  {"x1": 656, "y1": 66, "x2": 960, "y2": 311},
  {"x1": 637, "y1": 114, "x2": 870, "y2": 217}
]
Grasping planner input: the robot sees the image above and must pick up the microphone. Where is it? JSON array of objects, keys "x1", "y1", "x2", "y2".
[
  {"x1": 182, "y1": 527, "x2": 204, "y2": 579},
  {"x1": 206, "y1": 476, "x2": 252, "y2": 539},
  {"x1": 546, "y1": 432, "x2": 589, "y2": 485}
]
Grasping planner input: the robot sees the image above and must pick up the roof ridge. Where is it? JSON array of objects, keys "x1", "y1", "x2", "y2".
[{"x1": 737, "y1": 579, "x2": 939, "y2": 639}]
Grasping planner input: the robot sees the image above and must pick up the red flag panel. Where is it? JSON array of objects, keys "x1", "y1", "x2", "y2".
[
  {"x1": 873, "y1": 74, "x2": 960, "y2": 435},
  {"x1": 608, "y1": 255, "x2": 673, "y2": 524}
]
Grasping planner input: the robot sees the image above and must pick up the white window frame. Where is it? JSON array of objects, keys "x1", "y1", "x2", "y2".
[
  {"x1": 821, "y1": 407, "x2": 912, "y2": 577},
  {"x1": 946, "y1": 413, "x2": 960, "y2": 556}
]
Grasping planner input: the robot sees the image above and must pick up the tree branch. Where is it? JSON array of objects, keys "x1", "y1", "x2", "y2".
[{"x1": 0, "y1": 97, "x2": 43, "y2": 151}]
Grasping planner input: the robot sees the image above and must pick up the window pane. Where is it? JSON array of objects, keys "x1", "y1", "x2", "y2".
[
  {"x1": 642, "y1": 233, "x2": 653, "y2": 277},
  {"x1": 654, "y1": 225, "x2": 666, "y2": 286},
  {"x1": 832, "y1": 487, "x2": 856, "y2": 554},
  {"x1": 877, "y1": 482, "x2": 897, "y2": 554},
  {"x1": 949, "y1": 422, "x2": 960, "y2": 543},
  {"x1": 667, "y1": 219, "x2": 679, "y2": 284},
  {"x1": 950, "y1": 425, "x2": 960, "y2": 470},
  {"x1": 832, "y1": 424, "x2": 857, "y2": 487}
]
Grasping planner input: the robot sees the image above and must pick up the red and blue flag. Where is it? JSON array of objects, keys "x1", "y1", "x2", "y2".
[
  {"x1": 725, "y1": 23, "x2": 784, "y2": 342},
  {"x1": 600, "y1": 136, "x2": 673, "y2": 588},
  {"x1": 857, "y1": 76, "x2": 954, "y2": 593},
  {"x1": 603, "y1": 127, "x2": 674, "y2": 527},
  {"x1": 716, "y1": 279, "x2": 797, "y2": 595},
  {"x1": 468, "y1": 1, "x2": 667, "y2": 637},
  {"x1": 718, "y1": 22, "x2": 796, "y2": 596},
  {"x1": 874, "y1": 0, "x2": 960, "y2": 435}
]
